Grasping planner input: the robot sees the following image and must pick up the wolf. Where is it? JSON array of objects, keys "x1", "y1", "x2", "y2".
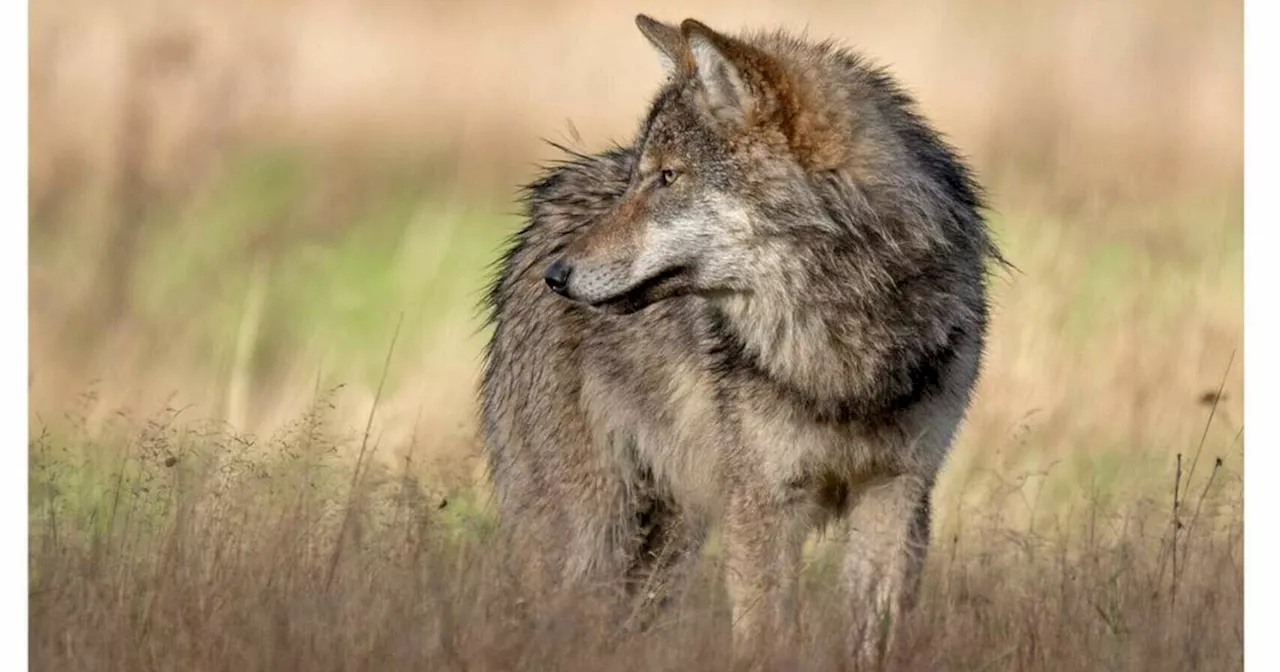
[{"x1": 481, "y1": 14, "x2": 1002, "y2": 667}]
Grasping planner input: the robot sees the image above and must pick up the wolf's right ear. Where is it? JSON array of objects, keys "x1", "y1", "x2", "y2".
[
  {"x1": 636, "y1": 14, "x2": 689, "y2": 77},
  {"x1": 680, "y1": 19, "x2": 765, "y2": 129}
]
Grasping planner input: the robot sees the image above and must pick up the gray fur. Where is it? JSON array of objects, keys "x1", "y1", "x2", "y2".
[{"x1": 480, "y1": 15, "x2": 1004, "y2": 667}]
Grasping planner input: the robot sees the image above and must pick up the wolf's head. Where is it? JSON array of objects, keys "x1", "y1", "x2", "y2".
[{"x1": 544, "y1": 16, "x2": 839, "y2": 314}]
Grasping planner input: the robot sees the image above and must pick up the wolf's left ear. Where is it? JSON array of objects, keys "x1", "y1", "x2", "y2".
[
  {"x1": 680, "y1": 20, "x2": 765, "y2": 128},
  {"x1": 636, "y1": 15, "x2": 688, "y2": 77}
]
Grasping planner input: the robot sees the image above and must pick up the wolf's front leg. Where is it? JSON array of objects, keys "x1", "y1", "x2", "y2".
[
  {"x1": 842, "y1": 473, "x2": 933, "y2": 667},
  {"x1": 619, "y1": 495, "x2": 706, "y2": 633},
  {"x1": 723, "y1": 478, "x2": 809, "y2": 670}
]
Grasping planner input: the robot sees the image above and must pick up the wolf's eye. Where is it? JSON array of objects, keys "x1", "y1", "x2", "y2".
[{"x1": 660, "y1": 168, "x2": 679, "y2": 186}]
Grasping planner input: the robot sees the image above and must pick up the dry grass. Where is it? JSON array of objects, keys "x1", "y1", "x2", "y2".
[{"x1": 28, "y1": 396, "x2": 1242, "y2": 672}]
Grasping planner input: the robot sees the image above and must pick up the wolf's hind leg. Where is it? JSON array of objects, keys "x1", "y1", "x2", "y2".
[{"x1": 490, "y1": 411, "x2": 638, "y2": 606}]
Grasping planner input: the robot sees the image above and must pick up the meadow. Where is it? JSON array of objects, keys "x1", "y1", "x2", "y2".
[{"x1": 28, "y1": 1, "x2": 1243, "y2": 669}]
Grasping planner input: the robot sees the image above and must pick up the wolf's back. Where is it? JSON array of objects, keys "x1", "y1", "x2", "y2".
[{"x1": 478, "y1": 146, "x2": 636, "y2": 497}]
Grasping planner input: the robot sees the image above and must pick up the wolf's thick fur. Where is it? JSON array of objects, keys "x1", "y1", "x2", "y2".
[{"x1": 481, "y1": 15, "x2": 1002, "y2": 666}]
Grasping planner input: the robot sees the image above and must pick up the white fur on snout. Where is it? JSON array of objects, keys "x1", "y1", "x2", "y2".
[
  {"x1": 629, "y1": 216, "x2": 702, "y2": 287},
  {"x1": 567, "y1": 196, "x2": 752, "y2": 304},
  {"x1": 630, "y1": 199, "x2": 752, "y2": 289}
]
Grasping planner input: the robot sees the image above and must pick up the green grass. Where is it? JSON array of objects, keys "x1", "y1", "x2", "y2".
[
  {"x1": 42, "y1": 148, "x2": 517, "y2": 394},
  {"x1": 30, "y1": 145, "x2": 1245, "y2": 510}
]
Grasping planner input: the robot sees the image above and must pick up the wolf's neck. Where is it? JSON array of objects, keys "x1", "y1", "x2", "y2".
[{"x1": 713, "y1": 291, "x2": 871, "y2": 409}]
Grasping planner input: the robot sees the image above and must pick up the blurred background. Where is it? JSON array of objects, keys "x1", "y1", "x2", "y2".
[{"x1": 29, "y1": 0, "x2": 1242, "y2": 510}]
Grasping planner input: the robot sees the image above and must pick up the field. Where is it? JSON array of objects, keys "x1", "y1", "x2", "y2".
[{"x1": 28, "y1": 0, "x2": 1243, "y2": 669}]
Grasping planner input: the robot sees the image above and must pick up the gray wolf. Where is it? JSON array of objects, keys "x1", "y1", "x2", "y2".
[{"x1": 480, "y1": 14, "x2": 1003, "y2": 667}]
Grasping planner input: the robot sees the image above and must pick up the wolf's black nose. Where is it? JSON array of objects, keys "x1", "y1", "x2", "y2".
[{"x1": 544, "y1": 259, "x2": 572, "y2": 295}]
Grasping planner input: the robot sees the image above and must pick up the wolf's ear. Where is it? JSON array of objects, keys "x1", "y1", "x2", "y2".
[
  {"x1": 636, "y1": 15, "x2": 688, "y2": 77},
  {"x1": 680, "y1": 19, "x2": 761, "y2": 127}
]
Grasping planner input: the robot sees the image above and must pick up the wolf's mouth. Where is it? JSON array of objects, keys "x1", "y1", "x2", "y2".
[{"x1": 589, "y1": 265, "x2": 692, "y2": 315}]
